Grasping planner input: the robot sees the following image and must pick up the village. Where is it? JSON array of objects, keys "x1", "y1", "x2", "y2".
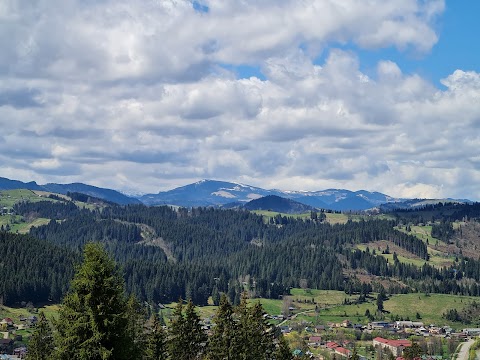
[
  {"x1": 2, "y1": 312, "x2": 474, "y2": 359},
  {"x1": 274, "y1": 317, "x2": 476, "y2": 359},
  {"x1": 0, "y1": 315, "x2": 36, "y2": 358}
]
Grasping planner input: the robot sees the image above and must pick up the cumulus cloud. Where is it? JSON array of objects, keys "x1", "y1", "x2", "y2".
[{"x1": 4, "y1": 0, "x2": 480, "y2": 200}]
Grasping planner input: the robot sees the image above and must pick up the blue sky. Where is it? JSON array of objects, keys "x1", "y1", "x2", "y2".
[
  {"x1": 1, "y1": 0, "x2": 480, "y2": 200},
  {"x1": 231, "y1": 0, "x2": 480, "y2": 86}
]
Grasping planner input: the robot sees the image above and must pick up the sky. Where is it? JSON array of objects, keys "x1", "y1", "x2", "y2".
[{"x1": 1, "y1": 0, "x2": 480, "y2": 199}]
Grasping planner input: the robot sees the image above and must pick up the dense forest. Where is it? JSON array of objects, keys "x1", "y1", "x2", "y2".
[{"x1": 2, "y1": 198, "x2": 480, "y2": 307}]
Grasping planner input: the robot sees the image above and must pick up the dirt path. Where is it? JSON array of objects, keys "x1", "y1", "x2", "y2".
[
  {"x1": 277, "y1": 309, "x2": 316, "y2": 326},
  {"x1": 457, "y1": 339, "x2": 475, "y2": 360}
]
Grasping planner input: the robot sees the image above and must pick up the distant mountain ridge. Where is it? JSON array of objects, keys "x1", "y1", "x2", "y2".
[
  {"x1": 0, "y1": 177, "x2": 469, "y2": 211},
  {"x1": 139, "y1": 179, "x2": 402, "y2": 211},
  {"x1": 0, "y1": 177, "x2": 140, "y2": 205},
  {"x1": 243, "y1": 195, "x2": 317, "y2": 214}
]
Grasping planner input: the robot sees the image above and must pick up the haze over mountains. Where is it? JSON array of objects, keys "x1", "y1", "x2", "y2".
[{"x1": 0, "y1": 177, "x2": 468, "y2": 212}]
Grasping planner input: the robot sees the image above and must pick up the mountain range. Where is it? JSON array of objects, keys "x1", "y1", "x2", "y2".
[
  {"x1": 139, "y1": 179, "x2": 399, "y2": 211},
  {"x1": 0, "y1": 176, "x2": 468, "y2": 211}
]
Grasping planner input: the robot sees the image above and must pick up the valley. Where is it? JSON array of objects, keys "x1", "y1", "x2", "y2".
[{"x1": 2, "y1": 181, "x2": 480, "y2": 358}]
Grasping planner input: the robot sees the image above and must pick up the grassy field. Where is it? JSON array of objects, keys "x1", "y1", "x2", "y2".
[
  {"x1": 0, "y1": 304, "x2": 60, "y2": 321},
  {"x1": 394, "y1": 224, "x2": 456, "y2": 267},
  {"x1": 251, "y1": 210, "x2": 368, "y2": 225},
  {"x1": 2, "y1": 291, "x2": 478, "y2": 333},
  {"x1": 13, "y1": 217, "x2": 51, "y2": 233},
  {"x1": 0, "y1": 189, "x2": 56, "y2": 208},
  {"x1": 0, "y1": 189, "x2": 100, "y2": 232},
  {"x1": 252, "y1": 210, "x2": 312, "y2": 220},
  {"x1": 356, "y1": 242, "x2": 454, "y2": 268},
  {"x1": 275, "y1": 290, "x2": 480, "y2": 329},
  {"x1": 396, "y1": 225, "x2": 446, "y2": 246}
]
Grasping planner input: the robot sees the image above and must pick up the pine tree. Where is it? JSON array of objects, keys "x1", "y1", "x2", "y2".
[
  {"x1": 168, "y1": 298, "x2": 206, "y2": 360},
  {"x1": 247, "y1": 302, "x2": 275, "y2": 359},
  {"x1": 184, "y1": 298, "x2": 207, "y2": 359},
  {"x1": 274, "y1": 334, "x2": 293, "y2": 360},
  {"x1": 376, "y1": 292, "x2": 384, "y2": 313},
  {"x1": 125, "y1": 295, "x2": 146, "y2": 359},
  {"x1": 234, "y1": 292, "x2": 275, "y2": 360},
  {"x1": 144, "y1": 313, "x2": 167, "y2": 360},
  {"x1": 167, "y1": 299, "x2": 186, "y2": 359},
  {"x1": 52, "y1": 243, "x2": 136, "y2": 360},
  {"x1": 26, "y1": 311, "x2": 54, "y2": 360},
  {"x1": 207, "y1": 294, "x2": 236, "y2": 360},
  {"x1": 234, "y1": 292, "x2": 251, "y2": 360},
  {"x1": 403, "y1": 341, "x2": 423, "y2": 360}
]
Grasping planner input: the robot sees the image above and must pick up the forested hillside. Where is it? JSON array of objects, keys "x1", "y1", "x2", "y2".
[{"x1": 3, "y1": 195, "x2": 480, "y2": 307}]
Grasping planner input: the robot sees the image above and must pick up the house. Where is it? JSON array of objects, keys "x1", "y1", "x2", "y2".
[
  {"x1": 462, "y1": 328, "x2": 480, "y2": 336},
  {"x1": 335, "y1": 347, "x2": 352, "y2": 358},
  {"x1": 308, "y1": 336, "x2": 322, "y2": 347},
  {"x1": 369, "y1": 321, "x2": 393, "y2": 330},
  {"x1": 315, "y1": 325, "x2": 326, "y2": 333},
  {"x1": 293, "y1": 349, "x2": 304, "y2": 358},
  {"x1": 326, "y1": 342, "x2": 339, "y2": 349},
  {"x1": 395, "y1": 321, "x2": 424, "y2": 330},
  {"x1": 1, "y1": 318, "x2": 13, "y2": 326},
  {"x1": 28, "y1": 315, "x2": 38, "y2": 325},
  {"x1": 373, "y1": 337, "x2": 411, "y2": 357},
  {"x1": 341, "y1": 319, "x2": 352, "y2": 328}
]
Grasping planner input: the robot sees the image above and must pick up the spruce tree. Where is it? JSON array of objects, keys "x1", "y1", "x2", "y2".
[
  {"x1": 403, "y1": 342, "x2": 423, "y2": 360},
  {"x1": 168, "y1": 298, "x2": 206, "y2": 360},
  {"x1": 144, "y1": 313, "x2": 167, "y2": 360},
  {"x1": 207, "y1": 294, "x2": 236, "y2": 360},
  {"x1": 168, "y1": 299, "x2": 186, "y2": 359},
  {"x1": 234, "y1": 292, "x2": 251, "y2": 360},
  {"x1": 52, "y1": 243, "x2": 135, "y2": 360},
  {"x1": 184, "y1": 298, "x2": 207, "y2": 359},
  {"x1": 125, "y1": 295, "x2": 146, "y2": 359},
  {"x1": 234, "y1": 292, "x2": 276, "y2": 360},
  {"x1": 27, "y1": 311, "x2": 54, "y2": 360},
  {"x1": 247, "y1": 302, "x2": 275, "y2": 359},
  {"x1": 274, "y1": 334, "x2": 293, "y2": 360}
]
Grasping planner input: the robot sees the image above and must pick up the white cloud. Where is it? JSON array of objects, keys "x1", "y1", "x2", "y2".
[{"x1": 4, "y1": 0, "x2": 480, "y2": 201}]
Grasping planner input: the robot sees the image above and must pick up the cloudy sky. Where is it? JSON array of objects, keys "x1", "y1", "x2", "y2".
[{"x1": 1, "y1": 0, "x2": 480, "y2": 199}]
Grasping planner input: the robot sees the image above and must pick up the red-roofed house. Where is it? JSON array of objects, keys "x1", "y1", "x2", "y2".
[
  {"x1": 308, "y1": 336, "x2": 322, "y2": 347},
  {"x1": 373, "y1": 337, "x2": 411, "y2": 357},
  {"x1": 335, "y1": 347, "x2": 352, "y2": 358},
  {"x1": 1, "y1": 318, "x2": 13, "y2": 326},
  {"x1": 326, "y1": 342, "x2": 339, "y2": 349}
]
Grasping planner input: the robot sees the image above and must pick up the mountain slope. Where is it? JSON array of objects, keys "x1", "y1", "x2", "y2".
[
  {"x1": 41, "y1": 183, "x2": 141, "y2": 205},
  {"x1": 0, "y1": 177, "x2": 140, "y2": 205},
  {"x1": 139, "y1": 179, "x2": 276, "y2": 207},
  {"x1": 0, "y1": 177, "x2": 43, "y2": 191},
  {"x1": 243, "y1": 195, "x2": 317, "y2": 214}
]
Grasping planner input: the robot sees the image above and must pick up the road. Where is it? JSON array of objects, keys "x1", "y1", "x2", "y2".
[
  {"x1": 457, "y1": 339, "x2": 475, "y2": 360},
  {"x1": 277, "y1": 309, "x2": 315, "y2": 326}
]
